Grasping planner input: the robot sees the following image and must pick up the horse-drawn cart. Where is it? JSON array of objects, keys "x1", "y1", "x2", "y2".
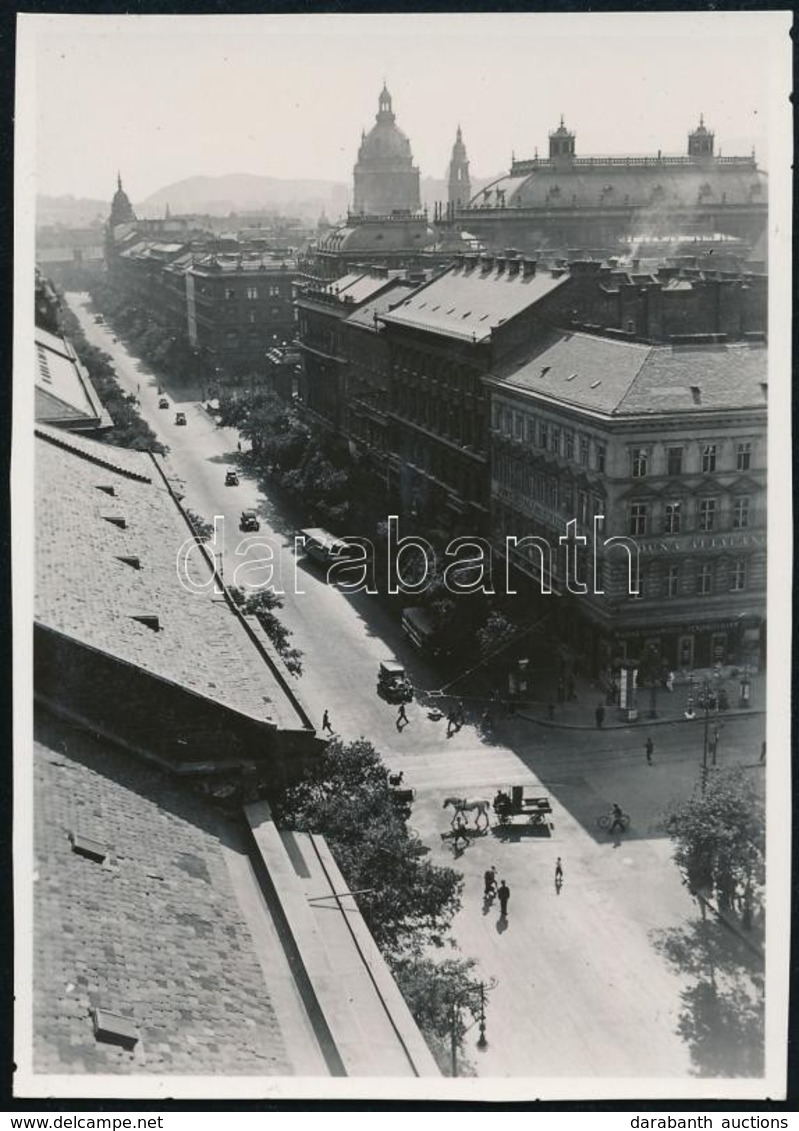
[{"x1": 493, "y1": 786, "x2": 553, "y2": 832}]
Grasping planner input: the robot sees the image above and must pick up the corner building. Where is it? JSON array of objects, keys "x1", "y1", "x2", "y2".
[{"x1": 487, "y1": 333, "x2": 767, "y2": 675}]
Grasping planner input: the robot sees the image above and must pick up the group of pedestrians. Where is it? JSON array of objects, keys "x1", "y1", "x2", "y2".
[
  {"x1": 483, "y1": 866, "x2": 511, "y2": 917},
  {"x1": 482, "y1": 858, "x2": 564, "y2": 922}
]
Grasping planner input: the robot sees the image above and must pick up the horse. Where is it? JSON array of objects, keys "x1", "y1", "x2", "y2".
[{"x1": 443, "y1": 796, "x2": 491, "y2": 830}]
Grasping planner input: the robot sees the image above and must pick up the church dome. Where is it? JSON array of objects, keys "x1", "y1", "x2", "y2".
[
  {"x1": 353, "y1": 86, "x2": 421, "y2": 215},
  {"x1": 357, "y1": 86, "x2": 414, "y2": 165}
]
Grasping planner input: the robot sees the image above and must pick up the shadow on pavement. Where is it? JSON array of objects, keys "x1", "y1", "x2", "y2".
[{"x1": 651, "y1": 912, "x2": 764, "y2": 1077}]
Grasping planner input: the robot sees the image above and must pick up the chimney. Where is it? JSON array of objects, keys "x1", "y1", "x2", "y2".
[
  {"x1": 454, "y1": 253, "x2": 465, "y2": 268},
  {"x1": 481, "y1": 255, "x2": 494, "y2": 272},
  {"x1": 632, "y1": 258, "x2": 641, "y2": 271},
  {"x1": 522, "y1": 258, "x2": 537, "y2": 278},
  {"x1": 508, "y1": 258, "x2": 521, "y2": 277},
  {"x1": 495, "y1": 257, "x2": 506, "y2": 274},
  {"x1": 504, "y1": 248, "x2": 519, "y2": 260}
]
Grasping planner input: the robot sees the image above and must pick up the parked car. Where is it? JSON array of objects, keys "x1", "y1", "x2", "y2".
[
  {"x1": 174, "y1": 411, "x2": 187, "y2": 426},
  {"x1": 377, "y1": 660, "x2": 414, "y2": 704},
  {"x1": 158, "y1": 396, "x2": 169, "y2": 409},
  {"x1": 93, "y1": 314, "x2": 104, "y2": 324},
  {"x1": 239, "y1": 510, "x2": 260, "y2": 532},
  {"x1": 225, "y1": 470, "x2": 240, "y2": 486}
]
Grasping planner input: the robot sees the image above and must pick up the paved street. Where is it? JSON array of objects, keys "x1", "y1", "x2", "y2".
[{"x1": 65, "y1": 292, "x2": 766, "y2": 1078}]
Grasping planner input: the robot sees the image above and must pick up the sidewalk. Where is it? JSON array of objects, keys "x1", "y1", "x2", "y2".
[{"x1": 509, "y1": 669, "x2": 766, "y2": 732}]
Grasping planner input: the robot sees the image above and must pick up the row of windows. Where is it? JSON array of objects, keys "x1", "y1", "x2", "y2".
[
  {"x1": 631, "y1": 558, "x2": 750, "y2": 599},
  {"x1": 628, "y1": 496, "x2": 752, "y2": 536},
  {"x1": 404, "y1": 435, "x2": 483, "y2": 501},
  {"x1": 493, "y1": 456, "x2": 604, "y2": 526},
  {"x1": 224, "y1": 284, "x2": 286, "y2": 300},
  {"x1": 630, "y1": 441, "x2": 753, "y2": 478},
  {"x1": 395, "y1": 389, "x2": 482, "y2": 450},
  {"x1": 493, "y1": 404, "x2": 606, "y2": 472},
  {"x1": 491, "y1": 505, "x2": 754, "y2": 597}
]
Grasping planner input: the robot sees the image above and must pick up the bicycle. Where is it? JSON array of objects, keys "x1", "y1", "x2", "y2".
[{"x1": 597, "y1": 809, "x2": 630, "y2": 832}]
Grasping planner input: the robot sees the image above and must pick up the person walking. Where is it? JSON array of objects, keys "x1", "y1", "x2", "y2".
[
  {"x1": 452, "y1": 814, "x2": 469, "y2": 850},
  {"x1": 497, "y1": 880, "x2": 510, "y2": 918},
  {"x1": 483, "y1": 866, "x2": 497, "y2": 898},
  {"x1": 759, "y1": 740, "x2": 766, "y2": 764},
  {"x1": 595, "y1": 704, "x2": 605, "y2": 729},
  {"x1": 555, "y1": 857, "x2": 564, "y2": 888},
  {"x1": 447, "y1": 708, "x2": 458, "y2": 737},
  {"x1": 322, "y1": 709, "x2": 334, "y2": 735},
  {"x1": 645, "y1": 737, "x2": 654, "y2": 765},
  {"x1": 455, "y1": 701, "x2": 465, "y2": 729},
  {"x1": 396, "y1": 702, "x2": 409, "y2": 731}
]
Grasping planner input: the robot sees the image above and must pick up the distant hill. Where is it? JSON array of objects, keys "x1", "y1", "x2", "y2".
[
  {"x1": 140, "y1": 174, "x2": 351, "y2": 224},
  {"x1": 36, "y1": 169, "x2": 506, "y2": 232}
]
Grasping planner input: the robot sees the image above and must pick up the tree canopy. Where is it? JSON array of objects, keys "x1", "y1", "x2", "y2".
[
  {"x1": 663, "y1": 766, "x2": 765, "y2": 919},
  {"x1": 273, "y1": 736, "x2": 463, "y2": 957}
]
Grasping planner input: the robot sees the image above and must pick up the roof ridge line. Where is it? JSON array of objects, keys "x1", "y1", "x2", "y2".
[{"x1": 35, "y1": 427, "x2": 153, "y2": 483}]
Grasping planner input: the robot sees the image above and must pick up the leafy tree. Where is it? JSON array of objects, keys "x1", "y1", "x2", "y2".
[
  {"x1": 663, "y1": 767, "x2": 765, "y2": 922},
  {"x1": 391, "y1": 955, "x2": 489, "y2": 1075},
  {"x1": 476, "y1": 609, "x2": 519, "y2": 658},
  {"x1": 273, "y1": 737, "x2": 463, "y2": 957},
  {"x1": 229, "y1": 586, "x2": 303, "y2": 676}
]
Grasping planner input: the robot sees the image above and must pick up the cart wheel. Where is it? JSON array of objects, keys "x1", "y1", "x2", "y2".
[{"x1": 597, "y1": 813, "x2": 611, "y2": 831}]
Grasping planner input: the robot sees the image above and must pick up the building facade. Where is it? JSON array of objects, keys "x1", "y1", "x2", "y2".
[
  {"x1": 295, "y1": 270, "x2": 402, "y2": 430},
  {"x1": 487, "y1": 332, "x2": 767, "y2": 676},
  {"x1": 185, "y1": 252, "x2": 297, "y2": 378}
]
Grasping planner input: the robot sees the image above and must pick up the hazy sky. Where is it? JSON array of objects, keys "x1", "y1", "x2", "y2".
[{"x1": 22, "y1": 11, "x2": 788, "y2": 203}]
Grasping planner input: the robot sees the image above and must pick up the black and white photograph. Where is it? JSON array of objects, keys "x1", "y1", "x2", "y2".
[{"x1": 13, "y1": 10, "x2": 792, "y2": 1103}]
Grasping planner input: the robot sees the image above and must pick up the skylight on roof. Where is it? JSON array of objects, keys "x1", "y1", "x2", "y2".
[
  {"x1": 590, "y1": 380, "x2": 601, "y2": 389},
  {"x1": 541, "y1": 366, "x2": 552, "y2": 377},
  {"x1": 565, "y1": 372, "x2": 577, "y2": 381}
]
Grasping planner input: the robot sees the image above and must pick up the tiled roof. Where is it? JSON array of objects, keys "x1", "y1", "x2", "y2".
[
  {"x1": 620, "y1": 341, "x2": 768, "y2": 415},
  {"x1": 32, "y1": 711, "x2": 316, "y2": 1075},
  {"x1": 35, "y1": 426, "x2": 308, "y2": 729},
  {"x1": 380, "y1": 262, "x2": 567, "y2": 342},
  {"x1": 326, "y1": 272, "x2": 393, "y2": 306},
  {"x1": 495, "y1": 331, "x2": 768, "y2": 416},
  {"x1": 35, "y1": 329, "x2": 112, "y2": 431},
  {"x1": 343, "y1": 281, "x2": 412, "y2": 330}
]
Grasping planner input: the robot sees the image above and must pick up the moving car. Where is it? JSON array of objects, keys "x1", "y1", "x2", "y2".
[
  {"x1": 158, "y1": 396, "x2": 169, "y2": 409},
  {"x1": 239, "y1": 510, "x2": 260, "y2": 532},
  {"x1": 298, "y1": 527, "x2": 352, "y2": 565},
  {"x1": 225, "y1": 470, "x2": 240, "y2": 486},
  {"x1": 377, "y1": 660, "x2": 414, "y2": 704},
  {"x1": 175, "y1": 411, "x2": 187, "y2": 426}
]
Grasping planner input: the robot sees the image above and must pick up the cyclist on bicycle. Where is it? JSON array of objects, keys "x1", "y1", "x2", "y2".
[{"x1": 609, "y1": 802, "x2": 626, "y2": 834}]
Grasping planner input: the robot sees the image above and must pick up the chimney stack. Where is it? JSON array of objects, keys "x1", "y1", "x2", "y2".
[{"x1": 522, "y1": 258, "x2": 537, "y2": 278}]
